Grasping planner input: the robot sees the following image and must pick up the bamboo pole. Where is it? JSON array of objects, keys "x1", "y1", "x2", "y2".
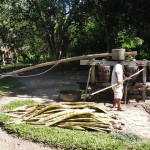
[
  {"x1": 89, "y1": 68, "x2": 145, "y2": 97},
  {"x1": 0, "y1": 51, "x2": 137, "y2": 80},
  {"x1": 84, "y1": 67, "x2": 92, "y2": 101}
]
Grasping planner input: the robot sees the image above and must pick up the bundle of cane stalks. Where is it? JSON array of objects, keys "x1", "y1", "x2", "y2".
[
  {"x1": 141, "y1": 103, "x2": 150, "y2": 114},
  {"x1": 2, "y1": 102, "x2": 123, "y2": 133}
]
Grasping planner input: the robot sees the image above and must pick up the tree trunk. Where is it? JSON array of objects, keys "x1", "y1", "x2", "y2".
[
  {"x1": 2, "y1": 52, "x2": 5, "y2": 65},
  {"x1": 13, "y1": 49, "x2": 18, "y2": 63}
]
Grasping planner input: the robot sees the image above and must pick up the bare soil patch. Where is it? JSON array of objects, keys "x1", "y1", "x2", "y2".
[{"x1": 0, "y1": 68, "x2": 150, "y2": 150}]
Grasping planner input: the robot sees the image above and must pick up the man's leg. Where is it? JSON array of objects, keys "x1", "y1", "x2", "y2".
[
  {"x1": 116, "y1": 99, "x2": 123, "y2": 111},
  {"x1": 113, "y1": 99, "x2": 118, "y2": 108},
  {"x1": 112, "y1": 87, "x2": 123, "y2": 110},
  {"x1": 115, "y1": 86, "x2": 123, "y2": 111}
]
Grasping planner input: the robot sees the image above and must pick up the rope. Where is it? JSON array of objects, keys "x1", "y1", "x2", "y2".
[
  {"x1": 1, "y1": 60, "x2": 60, "y2": 78},
  {"x1": 84, "y1": 67, "x2": 92, "y2": 101}
]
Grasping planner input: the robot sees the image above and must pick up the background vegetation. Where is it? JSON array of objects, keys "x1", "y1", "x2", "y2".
[
  {"x1": 0, "y1": 78, "x2": 23, "y2": 94},
  {"x1": 0, "y1": 0, "x2": 150, "y2": 64}
]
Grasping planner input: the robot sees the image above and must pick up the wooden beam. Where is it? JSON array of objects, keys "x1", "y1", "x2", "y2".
[
  {"x1": 80, "y1": 60, "x2": 149, "y2": 66},
  {"x1": 124, "y1": 51, "x2": 137, "y2": 56},
  {"x1": 142, "y1": 66, "x2": 147, "y2": 101},
  {"x1": 90, "y1": 65, "x2": 95, "y2": 84},
  {"x1": 0, "y1": 53, "x2": 114, "y2": 79},
  {"x1": 0, "y1": 51, "x2": 137, "y2": 80}
]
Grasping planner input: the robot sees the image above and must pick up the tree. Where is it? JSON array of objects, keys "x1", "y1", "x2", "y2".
[{"x1": 1, "y1": 0, "x2": 150, "y2": 63}]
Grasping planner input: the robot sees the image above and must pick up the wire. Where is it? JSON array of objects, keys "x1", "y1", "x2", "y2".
[{"x1": 10, "y1": 60, "x2": 61, "y2": 78}]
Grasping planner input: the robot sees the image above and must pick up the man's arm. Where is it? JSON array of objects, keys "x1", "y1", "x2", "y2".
[{"x1": 115, "y1": 72, "x2": 121, "y2": 84}]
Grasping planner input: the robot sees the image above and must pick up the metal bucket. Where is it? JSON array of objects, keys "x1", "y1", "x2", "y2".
[
  {"x1": 98, "y1": 66, "x2": 111, "y2": 83},
  {"x1": 112, "y1": 49, "x2": 125, "y2": 60}
]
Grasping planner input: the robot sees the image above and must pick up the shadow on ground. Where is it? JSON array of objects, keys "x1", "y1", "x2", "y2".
[{"x1": 2, "y1": 68, "x2": 89, "y2": 103}]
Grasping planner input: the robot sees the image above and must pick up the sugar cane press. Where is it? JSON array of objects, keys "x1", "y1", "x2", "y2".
[{"x1": 80, "y1": 49, "x2": 150, "y2": 103}]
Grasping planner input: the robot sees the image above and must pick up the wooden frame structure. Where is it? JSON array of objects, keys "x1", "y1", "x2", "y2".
[{"x1": 80, "y1": 59, "x2": 150, "y2": 102}]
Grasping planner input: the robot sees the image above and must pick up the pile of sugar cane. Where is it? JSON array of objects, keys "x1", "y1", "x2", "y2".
[
  {"x1": 141, "y1": 103, "x2": 150, "y2": 114},
  {"x1": 3, "y1": 102, "x2": 124, "y2": 133}
]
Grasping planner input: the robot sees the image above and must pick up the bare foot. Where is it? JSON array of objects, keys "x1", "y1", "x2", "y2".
[
  {"x1": 110, "y1": 105, "x2": 118, "y2": 108},
  {"x1": 117, "y1": 107, "x2": 124, "y2": 111}
]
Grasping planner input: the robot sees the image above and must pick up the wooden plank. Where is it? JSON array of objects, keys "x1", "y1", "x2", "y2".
[
  {"x1": 90, "y1": 66, "x2": 95, "y2": 84},
  {"x1": 124, "y1": 51, "x2": 137, "y2": 56},
  {"x1": 149, "y1": 61, "x2": 150, "y2": 69},
  {"x1": 80, "y1": 60, "x2": 149, "y2": 66},
  {"x1": 142, "y1": 66, "x2": 147, "y2": 101},
  {"x1": 80, "y1": 60, "x2": 117, "y2": 66}
]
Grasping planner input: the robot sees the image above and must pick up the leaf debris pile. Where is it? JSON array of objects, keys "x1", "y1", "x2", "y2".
[{"x1": 3, "y1": 102, "x2": 124, "y2": 133}]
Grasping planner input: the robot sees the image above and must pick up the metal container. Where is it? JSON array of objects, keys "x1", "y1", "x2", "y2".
[
  {"x1": 59, "y1": 90, "x2": 81, "y2": 101},
  {"x1": 98, "y1": 66, "x2": 111, "y2": 83},
  {"x1": 112, "y1": 49, "x2": 125, "y2": 60},
  {"x1": 125, "y1": 66, "x2": 139, "y2": 81}
]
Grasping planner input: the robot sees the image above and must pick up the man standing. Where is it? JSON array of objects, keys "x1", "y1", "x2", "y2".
[{"x1": 111, "y1": 61, "x2": 124, "y2": 111}]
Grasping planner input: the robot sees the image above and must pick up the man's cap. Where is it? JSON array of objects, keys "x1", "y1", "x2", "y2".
[{"x1": 118, "y1": 60, "x2": 125, "y2": 65}]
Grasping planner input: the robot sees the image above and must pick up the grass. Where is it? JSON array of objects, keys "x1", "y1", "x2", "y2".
[
  {"x1": 0, "y1": 100, "x2": 150, "y2": 150},
  {"x1": 0, "y1": 78, "x2": 23, "y2": 95},
  {"x1": 0, "y1": 63, "x2": 31, "y2": 69},
  {"x1": 0, "y1": 100, "x2": 37, "y2": 111}
]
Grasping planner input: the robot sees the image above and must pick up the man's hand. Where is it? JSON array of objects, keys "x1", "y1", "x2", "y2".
[{"x1": 117, "y1": 80, "x2": 122, "y2": 84}]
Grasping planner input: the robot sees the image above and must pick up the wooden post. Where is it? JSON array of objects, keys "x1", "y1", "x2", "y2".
[
  {"x1": 90, "y1": 65, "x2": 95, "y2": 84},
  {"x1": 2, "y1": 52, "x2": 5, "y2": 65},
  {"x1": 142, "y1": 66, "x2": 147, "y2": 101},
  {"x1": 84, "y1": 67, "x2": 92, "y2": 101},
  {"x1": 124, "y1": 81, "x2": 129, "y2": 104}
]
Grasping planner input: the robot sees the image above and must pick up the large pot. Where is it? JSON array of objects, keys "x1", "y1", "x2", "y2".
[
  {"x1": 112, "y1": 49, "x2": 125, "y2": 60},
  {"x1": 125, "y1": 65, "x2": 139, "y2": 81},
  {"x1": 98, "y1": 66, "x2": 111, "y2": 83},
  {"x1": 59, "y1": 90, "x2": 81, "y2": 101}
]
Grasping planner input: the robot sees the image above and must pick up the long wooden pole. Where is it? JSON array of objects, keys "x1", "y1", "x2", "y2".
[
  {"x1": 82, "y1": 68, "x2": 144, "y2": 100},
  {"x1": 84, "y1": 67, "x2": 92, "y2": 101},
  {"x1": 0, "y1": 51, "x2": 137, "y2": 79},
  {"x1": 82, "y1": 68, "x2": 145, "y2": 100},
  {"x1": 142, "y1": 66, "x2": 147, "y2": 101},
  {"x1": 90, "y1": 68, "x2": 145, "y2": 96}
]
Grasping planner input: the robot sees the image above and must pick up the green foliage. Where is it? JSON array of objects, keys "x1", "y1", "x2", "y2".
[
  {"x1": 116, "y1": 29, "x2": 143, "y2": 50},
  {"x1": 68, "y1": 18, "x2": 106, "y2": 56},
  {"x1": 1, "y1": 100, "x2": 37, "y2": 111},
  {"x1": 1, "y1": 63, "x2": 29, "y2": 69},
  {"x1": 0, "y1": 0, "x2": 150, "y2": 61},
  {"x1": 139, "y1": 50, "x2": 150, "y2": 60},
  {"x1": 0, "y1": 78, "x2": 23, "y2": 94},
  {"x1": 125, "y1": 56, "x2": 136, "y2": 61}
]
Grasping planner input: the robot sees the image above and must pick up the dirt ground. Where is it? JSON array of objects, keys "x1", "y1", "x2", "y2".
[{"x1": 0, "y1": 68, "x2": 150, "y2": 150}]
